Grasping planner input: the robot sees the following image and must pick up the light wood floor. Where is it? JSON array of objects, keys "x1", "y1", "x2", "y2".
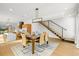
[{"x1": 0, "y1": 38, "x2": 79, "y2": 56}]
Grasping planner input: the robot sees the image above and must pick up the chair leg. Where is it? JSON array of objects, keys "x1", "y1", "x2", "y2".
[
  {"x1": 23, "y1": 46, "x2": 25, "y2": 48},
  {"x1": 47, "y1": 41, "x2": 48, "y2": 44}
]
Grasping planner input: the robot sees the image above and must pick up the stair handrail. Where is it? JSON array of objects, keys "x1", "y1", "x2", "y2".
[
  {"x1": 32, "y1": 18, "x2": 67, "y2": 30},
  {"x1": 33, "y1": 19, "x2": 67, "y2": 39},
  {"x1": 39, "y1": 20, "x2": 67, "y2": 30},
  {"x1": 48, "y1": 20, "x2": 67, "y2": 30}
]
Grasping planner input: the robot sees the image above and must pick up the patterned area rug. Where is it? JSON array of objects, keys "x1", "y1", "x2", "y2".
[{"x1": 11, "y1": 42, "x2": 59, "y2": 56}]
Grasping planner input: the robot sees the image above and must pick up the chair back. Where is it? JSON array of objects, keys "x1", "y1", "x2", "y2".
[
  {"x1": 44, "y1": 32, "x2": 49, "y2": 42},
  {"x1": 39, "y1": 32, "x2": 45, "y2": 45}
]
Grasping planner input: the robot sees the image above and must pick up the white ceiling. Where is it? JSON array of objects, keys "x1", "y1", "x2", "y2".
[{"x1": 0, "y1": 3, "x2": 77, "y2": 20}]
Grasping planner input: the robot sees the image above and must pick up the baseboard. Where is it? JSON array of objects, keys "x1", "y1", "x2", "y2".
[
  {"x1": 75, "y1": 44, "x2": 79, "y2": 48},
  {"x1": 63, "y1": 38, "x2": 74, "y2": 43},
  {"x1": 49, "y1": 37, "x2": 74, "y2": 43},
  {"x1": 62, "y1": 39, "x2": 74, "y2": 43}
]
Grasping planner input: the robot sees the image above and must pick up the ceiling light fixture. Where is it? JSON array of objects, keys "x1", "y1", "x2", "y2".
[
  {"x1": 9, "y1": 8, "x2": 13, "y2": 12},
  {"x1": 69, "y1": 14, "x2": 72, "y2": 16},
  {"x1": 64, "y1": 8, "x2": 68, "y2": 10}
]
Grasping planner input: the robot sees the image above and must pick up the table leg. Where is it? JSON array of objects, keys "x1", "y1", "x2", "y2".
[{"x1": 32, "y1": 37, "x2": 35, "y2": 54}]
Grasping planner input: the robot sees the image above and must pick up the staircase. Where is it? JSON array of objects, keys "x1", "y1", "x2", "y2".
[
  {"x1": 32, "y1": 19, "x2": 67, "y2": 40},
  {"x1": 39, "y1": 21, "x2": 64, "y2": 40}
]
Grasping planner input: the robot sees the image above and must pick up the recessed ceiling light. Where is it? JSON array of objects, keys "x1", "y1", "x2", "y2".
[
  {"x1": 9, "y1": 8, "x2": 13, "y2": 12},
  {"x1": 65, "y1": 8, "x2": 68, "y2": 10},
  {"x1": 69, "y1": 14, "x2": 72, "y2": 16}
]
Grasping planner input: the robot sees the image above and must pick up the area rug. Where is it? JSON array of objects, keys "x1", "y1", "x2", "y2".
[{"x1": 11, "y1": 42, "x2": 59, "y2": 56}]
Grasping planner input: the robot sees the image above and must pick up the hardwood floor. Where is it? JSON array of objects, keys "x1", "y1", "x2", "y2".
[
  {"x1": 0, "y1": 40, "x2": 21, "y2": 56},
  {"x1": 51, "y1": 39, "x2": 78, "y2": 56},
  {"x1": 0, "y1": 38, "x2": 79, "y2": 56}
]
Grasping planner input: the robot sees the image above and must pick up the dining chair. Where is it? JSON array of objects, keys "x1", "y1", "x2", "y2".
[
  {"x1": 39, "y1": 32, "x2": 45, "y2": 45},
  {"x1": 39, "y1": 32, "x2": 49, "y2": 45},
  {"x1": 44, "y1": 32, "x2": 49, "y2": 44},
  {"x1": 21, "y1": 33, "x2": 29, "y2": 48}
]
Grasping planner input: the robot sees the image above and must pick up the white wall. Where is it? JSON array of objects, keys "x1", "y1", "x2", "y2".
[{"x1": 52, "y1": 16, "x2": 75, "y2": 40}]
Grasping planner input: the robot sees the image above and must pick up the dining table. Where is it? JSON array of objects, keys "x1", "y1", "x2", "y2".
[{"x1": 26, "y1": 34, "x2": 40, "y2": 54}]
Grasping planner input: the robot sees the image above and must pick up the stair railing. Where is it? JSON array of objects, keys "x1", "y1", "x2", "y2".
[
  {"x1": 40, "y1": 20, "x2": 67, "y2": 39},
  {"x1": 32, "y1": 18, "x2": 67, "y2": 39}
]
